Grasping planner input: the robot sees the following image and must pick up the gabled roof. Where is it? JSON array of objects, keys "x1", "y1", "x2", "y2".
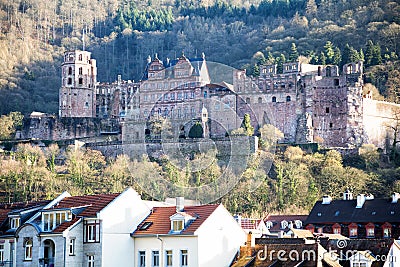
[
  {"x1": 0, "y1": 200, "x2": 50, "y2": 235},
  {"x1": 306, "y1": 198, "x2": 400, "y2": 224},
  {"x1": 45, "y1": 193, "x2": 120, "y2": 217},
  {"x1": 132, "y1": 204, "x2": 219, "y2": 236}
]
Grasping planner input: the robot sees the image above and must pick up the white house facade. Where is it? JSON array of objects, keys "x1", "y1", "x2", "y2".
[
  {"x1": 15, "y1": 187, "x2": 150, "y2": 267},
  {"x1": 132, "y1": 198, "x2": 246, "y2": 267}
]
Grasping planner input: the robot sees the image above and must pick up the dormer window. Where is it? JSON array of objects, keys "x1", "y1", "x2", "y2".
[
  {"x1": 169, "y1": 212, "x2": 195, "y2": 233},
  {"x1": 10, "y1": 217, "x2": 20, "y2": 229},
  {"x1": 172, "y1": 220, "x2": 184, "y2": 232},
  {"x1": 42, "y1": 211, "x2": 71, "y2": 231}
]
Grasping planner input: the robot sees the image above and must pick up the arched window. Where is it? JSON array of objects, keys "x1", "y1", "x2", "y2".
[
  {"x1": 78, "y1": 54, "x2": 82, "y2": 61},
  {"x1": 272, "y1": 96, "x2": 276, "y2": 103},
  {"x1": 68, "y1": 67, "x2": 72, "y2": 75},
  {"x1": 258, "y1": 97, "x2": 262, "y2": 104},
  {"x1": 24, "y1": 238, "x2": 33, "y2": 260},
  {"x1": 246, "y1": 97, "x2": 250, "y2": 104},
  {"x1": 286, "y1": 96, "x2": 291, "y2": 102}
]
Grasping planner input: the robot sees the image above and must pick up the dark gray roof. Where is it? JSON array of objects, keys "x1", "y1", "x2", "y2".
[{"x1": 306, "y1": 198, "x2": 400, "y2": 224}]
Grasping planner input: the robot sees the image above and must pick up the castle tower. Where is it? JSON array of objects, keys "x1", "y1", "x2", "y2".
[{"x1": 59, "y1": 50, "x2": 97, "y2": 118}]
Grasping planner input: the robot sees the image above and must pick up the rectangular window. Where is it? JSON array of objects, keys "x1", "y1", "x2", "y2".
[
  {"x1": 172, "y1": 220, "x2": 184, "y2": 232},
  {"x1": 383, "y1": 228, "x2": 391, "y2": 237},
  {"x1": 349, "y1": 228, "x2": 357, "y2": 237},
  {"x1": 69, "y1": 238, "x2": 75, "y2": 256},
  {"x1": 87, "y1": 255, "x2": 95, "y2": 267},
  {"x1": 152, "y1": 251, "x2": 160, "y2": 267},
  {"x1": 0, "y1": 244, "x2": 4, "y2": 261},
  {"x1": 180, "y1": 250, "x2": 188, "y2": 266},
  {"x1": 139, "y1": 251, "x2": 145, "y2": 267},
  {"x1": 84, "y1": 220, "x2": 100, "y2": 243},
  {"x1": 367, "y1": 228, "x2": 374, "y2": 237},
  {"x1": 166, "y1": 250, "x2": 173, "y2": 267},
  {"x1": 10, "y1": 217, "x2": 20, "y2": 229}
]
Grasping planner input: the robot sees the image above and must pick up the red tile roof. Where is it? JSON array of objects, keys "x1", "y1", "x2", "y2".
[
  {"x1": 52, "y1": 218, "x2": 80, "y2": 233},
  {"x1": 47, "y1": 193, "x2": 120, "y2": 217},
  {"x1": 240, "y1": 218, "x2": 262, "y2": 230},
  {"x1": 133, "y1": 204, "x2": 220, "y2": 236}
]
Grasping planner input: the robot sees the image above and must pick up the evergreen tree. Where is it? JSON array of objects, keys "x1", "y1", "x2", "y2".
[
  {"x1": 319, "y1": 51, "x2": 326, "y2": 65},
  {"x1": 324, "y1": 41, "x2": 335, "y2": 64},
  {"x1": 276, "y1": 54, "x2": 286, "y2": 74},
  {"x1": 342, "y1": 44, "x2": 359, "y2": 66},
  {"x1": 333, "y1": 47, "x2": 342, "y2": 66},
  {"x1": 289, "y1": 43, "x2": 299, "y2": 62},
  {"x1": 365, "y1": 40, "x2": 374, "y2": 67},
  {"x1": 372, "y1": 43, "x2": 382, "y2": 65},
  {"x1": 241, "y1": 113, "x2": 254, "y2": 136}
]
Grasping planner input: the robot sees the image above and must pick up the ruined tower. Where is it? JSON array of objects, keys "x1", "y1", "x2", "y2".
[{"x1": 59, "y1": 50, "x2": 97, "y2": 118}]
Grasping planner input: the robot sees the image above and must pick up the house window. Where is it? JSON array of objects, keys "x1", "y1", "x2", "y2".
[
  {"x1": 326, "y1": 107, "x2": 330, "y2": 113},
  {"x1": 349, "y1": 224, "x2": 358, "y2": 237},
  {"x1": 258, "y1": 97, "x2": 262, "y2": 104},
  {"x1": 166, "y1": 250, "x2": 173, "y2": 267},
  {"x1": 79, "y1": 67, "x2": 83, "y2": 75},
  {"x1": 272, "y1": 96, "x2": 276, "y2": 103},
  {"x1": 69, "y1": 238, "x2": 75, "y2": 256},
  {"x1": 68, "y1": 67, "x2": 72, "y2": 75},
  {"x1": 84, "y1": 220, "x2": 100, "y2": 243},
  {"x1": 246, "y1": 97, "x2": 250, "y2": 104},
  {"x1": 68, "y1": 78, "x2": 72, "y2": 85},
  {"x1": 367, "y1": 227, "x2": 374, "y2": 237},
  {"x1": 332, "y1": 223, "x2": 341, "y2": 234},
  {"x1": 87, "y1": 255, "x2": 94, "y2": 267},
  {"x1": 79, "y1": 54, "x2": 82, "y2": 61},
  {"x1": 383, "y1": 223, "x2": 392, "y2": 238},
  {"x1": 43, "y1": 211, "x2": 69, "y2": 231},
  {"x1": 0, "y1": 244, "x2": 4, "y2": 261},
  {"x1": 181, "y1": 250, "x2": 188, "y2": 266},
  {"x1": 24, "y1": 238, "x2": 33, "y2": 260},
  {"x1": 286, "y1": 96, "x2": 291, "y2": 102},
  {"x1": 79, "y1": 78, "x2": 83, "y2": 85},
  {"x1": 152, "y1": 251, "x2": 160, "y2": 267},
  {"x1": 139, "y1": 251, "x2": 145, "y2": 267},
  {"x1": 172, "y1": 220, "x2": 184, "y2": 232},
  {"x1": 10, "y1": 217, "x2": 20, "y2": 229}
]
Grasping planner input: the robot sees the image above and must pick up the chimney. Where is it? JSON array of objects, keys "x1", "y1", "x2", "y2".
[
  {"x1": 356, "y1": 194, "x2": 366, "y2": 208},
  {"x1": 176, "y1": 197, "x2": 184, "y2": 212},
  {"x1": 392, "y1": 192, "x2": 400, "y2": 203},
  {"x1": 322, "y1": 195, "x2": 332, "y2": 204}
]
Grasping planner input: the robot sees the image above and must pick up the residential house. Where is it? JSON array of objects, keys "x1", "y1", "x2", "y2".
[
  {"x1": 264, "y1": 214, "x2": 308, "y2": 237},
  {"x1": 132, "y1": 197, "x2": 246, "y2": 267},
  {"x1": 234, "y1": 215, "x2": 269, "y2": 238},
  {"x1": 0, "y1": 200, "x2": 50, "y2": 267},
  {"x1": 305, "y1": 192, "x2": 400, "y2": 239},
  {"x1": 15, "y1": 187, "x2": 150, "y2": 267}
]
